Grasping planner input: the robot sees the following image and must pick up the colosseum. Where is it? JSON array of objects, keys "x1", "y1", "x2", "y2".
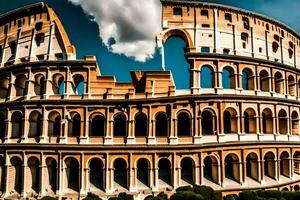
[{"x1": 0, "y1": 0, "x2": 300, "y2": 199}]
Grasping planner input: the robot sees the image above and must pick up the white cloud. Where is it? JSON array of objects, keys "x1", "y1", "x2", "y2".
[{"x1": 68, "y1": 0, "x2": 162, "y2": 62}]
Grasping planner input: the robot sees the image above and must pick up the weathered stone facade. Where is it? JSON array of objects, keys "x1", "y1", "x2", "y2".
[{"x1": 1, "y1": 1, "x2": 300, "y2": 199}]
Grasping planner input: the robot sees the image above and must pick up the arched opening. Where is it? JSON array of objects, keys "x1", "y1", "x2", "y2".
[
  {"x1": 180, "y1": 157, "x2": 194, "y2": 185},
  {"x1": 89, "y1": 114, "x2": 105, "y2": 137},
  {"x1": 34, "y1": 74, "x2": 45, "y2": 96},
  {"x1": 264, "y1": 152, "x2": 276, "y2": 179},
  {"x1": 242, "y1": 68, "x2": 254, "y2": 90},
  {"x1": 275, "y1": 72, "x2": 284, "y2": 94},
  {"x1": 225, "y1": 154, "x2": 240, "y2": 182},
  {"x1": 155, "y1": 112, "x2": 168, "y2": 137},
  {"x1": 223, "y1": 108, "x2": 238, "y2": 134},
  {"x1": 89, "y1": 158, "x2": 104, "y2": 191},
  {"x1": 158, "y1": 158, "x2": 172, "y2": 187},
  {"x1": 288, "y1": 75, "x2": 296, "y2": 96},
  {"x1": 46, "y1": 158, "x2": 57, "y2": 194},
  {"x1": 177, "y1": 111, "x2": 191, "y2": 136},
  {"x1": 137, "y1": 158, "x2": 150, "y2": 188},
  {"x1": 222, "y1": 66, "x2": 235, "y2": 89},
  {"x1": 11, "y1": 111, "x2": 23, "y2": 138},
  {"x1": 293, "y1": 151, "x2": 300, "y2": 175},
  {"x1": 65, "y1": 158, "x2": 79, "y2": 192},
  {"x1": 27, "y1": 157, "x2": 40, "y2": 194},
  {"x1": 113, "y1": 158, "x2": 127, "y2": 189},
  {"x1": 28, "y1": 111, "x2": 42, "y2": 138},
  {"x1": 0, "y1": 157, "x2": 5, "y2": 194},
  {"x1": 294, "y1": 185, "x2": 300, "y2": 191},
  {"x1": 246, "y1": 153, "x2": 259, "y2": 181},
  {"x1": 259, "y1": 70, "x2": 270, "y2": 92},
  {"x1": 10, "y1": 156, "x2": 23, "y2": 195},
  {"x1": 292, "y1": 111, "x2": 299, "y2": 135},
  {"x1": 73, "y1": 74, "x2": 84, "y2": 95},
  {"x1": 48, "y1": 111, "x2": 61, "y2": 137},
  {"x1": 15, "y1": 75, "x2": 27, "y2": 97},
  {"x1": 201, "y1": 110, "x2": 214, "y2": 135},
  {"x1": 52, "y1": 74, "x2": 64, "y2": 95},
  {"x1": 204, "y1": 156, "x2": 219, "y2": 184},
  {"x1": 262, "y1": 108, "x2": 273, "y2": 134},
  {"x1": 244, "y1": 108, "x2": 256, "y2": 134},
  {"x1": 113, "y1": 113, "x2": 127, "y2": 137},
  {"x1": 164, "y1": 36, "x2": 190, "y2": 89},
  {"x1": 201, "y1": 65, "x2": 214, "y2": 88},
  {"x1": 68, "y1": 112, "x2": 81, "y2": 137},
  {"x1": 278, "y1": 109, "x2": 288, "y2": 134},
  {"x1": 135, "y1": 112, "x2": 148, "y2": 137},
  {"x1": 0, "y1": 113, "x2": 6, "y2": 139},
  {"x1": 0, "y1": 78, "x2": 9, "y2": 99},
  {"x1": 280, "y1": 151, "x2": 290, "y2": 177}
]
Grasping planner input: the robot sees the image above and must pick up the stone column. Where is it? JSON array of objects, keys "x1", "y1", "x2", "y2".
[
  {"x1": 40, "y1": 108, "x2": 48, "y2": 143},
  {"x1": 22, "y1": 109, "x2": 29, "y2": 142}
]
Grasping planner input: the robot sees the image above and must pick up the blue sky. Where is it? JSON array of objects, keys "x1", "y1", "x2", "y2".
[{"x1": 0, "y1": 0, "x2": 299, "y2": 89}]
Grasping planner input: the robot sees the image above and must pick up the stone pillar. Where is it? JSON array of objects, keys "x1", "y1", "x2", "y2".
[
  {"x1": 40, "y1": 155, "x2": 46, "y2": 196},
  {"x1": 58, "y1": 154, "x2": 64, "y2": 197},
  {"x1": 80, "y1": 108, "x2": 88, "y2": 144},
  {"x1": 22, "y1": 155, "x2": 27, "y2": 198},
  {"x1": 40, "y1": 108, "x2": 48, "y2": 143},
  {"x1": 5, "y1": 111, "x2": 12, "y2": 143},
  {"x1": 24, "y1": 68, "x2": 33, "y2": 100},
  {"x1": 80, "y1": 154, "x2": 87, "y2": 197},
  {"x1": 44, "y1": 69, "x2": 52, "y2": 99},
  {"x1": 22, "y1": 109, "x2": 29, "y2": 142},
  {"x1": 127, "y1": 118, "x2": 135, "y2": 144}
]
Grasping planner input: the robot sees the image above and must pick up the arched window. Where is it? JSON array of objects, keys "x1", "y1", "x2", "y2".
[
  {"x1": 0, "y1": 78, "x2": 9, "y2": 99},
  {"x1": 89, "y1": 158, "x2": 104, "y2": 191},
  {"x1": 292, "y1": 111, "x2": 299, "y2": 135},
  {"x1": 201, "y1": 65, "x2": 214, "y2": 88},
  {"x1": 262, "y1": 108, "x2": 273, "y2": 134},
  {"x1": 246, "y1": 153, "x2": 259, "y2": 181},
  {"x1": 264, "y1": 152, "x2": 276, "y2": 179},
  {"x1": 225, "y1": 154, "x2": 240, "y2": 182},
  {"x1": 177, "y1": 111, "x2": 191, "y2": 136},
  {"x1": 272, "y1": 41, "x2": 279, "y2": 53},
  {"x1": 204, "y1": 156, "x2": 219, "y2": 184},
  {"x1": 89, "y1": 114, "x2": 105, "y2": 137},
  {"x1": 242, "y1": 68, "x2": 254, "y2": 90},
  {"x1": 158, "y1": 158, "x2": 172, "y2": 187},
  {"x1": 11, "y1": 111, "x2": 23, "y2": 138},
  {"x1": 223, "y1": 108, "x2": 238, "y2": 134},
  {"x1": 280, "y1": 152, "x2": 290, "y2": 177},
  {"x1": 180, "y1": 157, "x2": 194, "y2": 185},
  {"x1": 48, "y1": 112, "x2": 61, "y2": 137},
  {"x1": 15, "y1": 75, "x2": 27, "y2": 97},
  {"x1": 288, "y1": 75, "x2": 296, "y2": 96},
  {"x1": 275, "y1": 72, "x2": 284, "y2": 94},
  {"x1": 53, "y1": 74, "x2": 64, "y2": 95},
  {"x1": 260, "y1": 70, "x2": 270, "y2": 92},
  {"x1": 278, "y1": 109, "x2": 288, "y2": 134},
  {"x1": 73, "y1": 74, "x2": 84, "y2": 95},
  {"x1": 65, "y1": 158, "x2": 79, "y2": 191},
  {"x1": 293, "y1": 152, "x2": 300, "y2": 175},
  {"x1": 0, "y1": 113, "x2": 6, "y2": 139},
  {"x1": 113, "y1": 113, "x2": 127, "y2": 137},
  {"x1": 201, "y1": 110, "x2": 214, "y2": 135},
  {"x1": 46, "y1": 158, "x2": 57, "y2": 193},
  {"x1": 68, "y1": 112, "x2": 81, "y2": 137},
  {"x1": 137, "y1": 158, "x2": 150, "y2": 188},
  {"x1": 155, "y1": 112, "x2": 168, "y2": 137},
  {"x1": 10, "y1": 157, "x2": 23, "y2": 194},
  {"x1": 28, "y1": 111, "x2": 42, "y2": 138},
  {"x1": 135, "y1": 112, "x2": 148, "y2": 137},
  {"x1": 113, "y1": 158, "x2": 127, "y2": 189},
  {"x1": 28, "y1": 157, "x2": 40, "y2": 193},
  {"x1": 222, "y1": 67, "x2": 235, "y2": 89},
  {"x1": 244, "y1": 108, "x2": 256, "y2": 134},
  {"x1": 34, "y1": 74, "x2": 45, "y2": 96}
]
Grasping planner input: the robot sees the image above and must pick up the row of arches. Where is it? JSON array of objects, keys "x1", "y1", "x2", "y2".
[
  {"x1": 0, "y1": 107, "x2": 299, "y2": 140},
  {"x1": 0, "y1": 73, "x2": 85, "y2": 100},
  {"x1": 4, "y1": 150, "x2": 300, "y2": 195},
  {"x1": 200, "y1": 65, "x2": 299, "y2": 96}
]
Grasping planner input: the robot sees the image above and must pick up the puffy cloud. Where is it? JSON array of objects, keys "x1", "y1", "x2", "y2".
[{"x1": 68, "y1": 0, "x2": 162, "y2": 62}]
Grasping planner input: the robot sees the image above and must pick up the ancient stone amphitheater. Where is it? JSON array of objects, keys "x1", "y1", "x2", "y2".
[{"x1": 0, "y1": 0, "x2": 300, "y2": 199}]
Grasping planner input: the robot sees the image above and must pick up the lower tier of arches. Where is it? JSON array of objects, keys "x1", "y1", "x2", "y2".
[{"x1": 2, "y1": 143, "x2": 300, "y2": 199}]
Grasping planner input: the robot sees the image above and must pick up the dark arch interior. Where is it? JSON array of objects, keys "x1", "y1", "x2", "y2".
[
  {"x1": 177, "y1": 112, "x2": 191, "y2": 136},
  {"x1": 158, "y1": 158, "x2": 171, "y2": 185},
  {"x1": 135, "y1": 112, "x2": 148, "y2": 137},
  {"x1": 155, "y1": 112, "x2": 168, "y2": 137},
  {"x1": 114, "y1": 114, "x2": 127, "y2": 137},
  {"x1": 181, "y1": 158, "x2": 194, "y2": 184},
  {"x1": 137, "y1": 158, "x2": 150, "y2": 187},
  {"x1": 114, "y1": 158, "x2": 127, "y2": 189},
  {"x1": 67, "y1": 158, "x2": 79, "y2": 191},
  {"x1": 90, "y1": 115, "x2": 105, "y2": 137},
  {"x1": 202, "y1": 110, "x2": 214, "y2": 135},
  {"x1": 90, "y1": 158, "x2": 104, "y2": 190}
]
